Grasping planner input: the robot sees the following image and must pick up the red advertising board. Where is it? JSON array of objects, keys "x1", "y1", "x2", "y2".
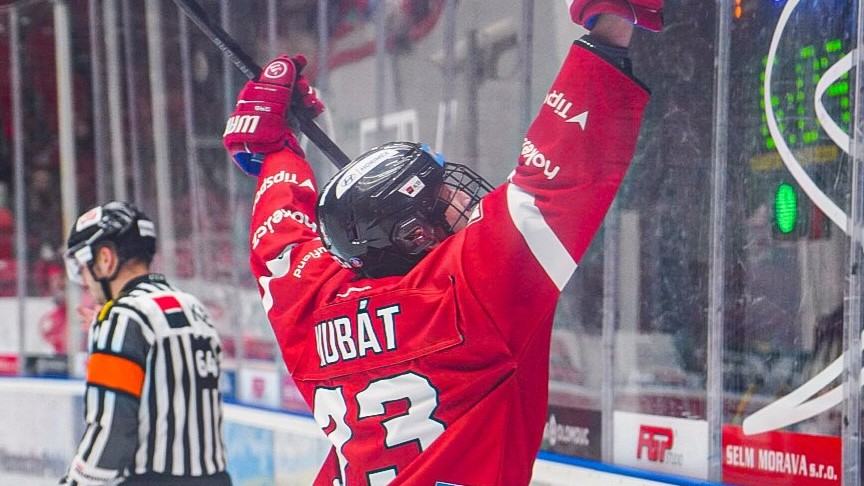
[
  {"x1": 722, "y1": 425, "x2": 840, "y2": 486},
  {"x1": 0, "y1": 354, "x2": 17, "y2": 375}
]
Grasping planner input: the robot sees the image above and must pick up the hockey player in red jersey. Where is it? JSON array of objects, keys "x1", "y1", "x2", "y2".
[{"x1": 223, "y1": 1, "x2": 661, "y2": 484}]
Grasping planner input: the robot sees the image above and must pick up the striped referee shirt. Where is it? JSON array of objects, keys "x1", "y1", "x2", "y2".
[{"x1": 63, "y1": 274, "x2": 229, "y2": 485}]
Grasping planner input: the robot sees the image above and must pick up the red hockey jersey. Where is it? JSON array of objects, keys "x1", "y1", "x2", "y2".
[{"x1": 247, "y1": 42, "x2": 649, "y2": 486}]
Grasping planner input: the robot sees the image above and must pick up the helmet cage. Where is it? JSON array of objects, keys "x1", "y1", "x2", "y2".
[{"x1": 430, "y1": 163, "x2": 493, "y2": 234}]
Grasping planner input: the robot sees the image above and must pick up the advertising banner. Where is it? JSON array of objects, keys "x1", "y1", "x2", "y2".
[
  {"x1": 0, "y1": 297, "x2": 60, "y2": 355},
  {"x1": 238, "y1": 365, "x2": 281, "y2": 408},
  {"x1": 541, "y1": 406, "x2": 602, "y2": 460},
  {"x1": 0, "y1": 380, "x2": 80, "y2": 485},
  {"x1": 613, "y1": 411, "x2": 709, "y2": 480},
  {"x1": 722, "y1": 425, "x2": 840, "y2": 486},
  {"x1": 0, "y1": 355, "x2": 18, "y2": 376}
]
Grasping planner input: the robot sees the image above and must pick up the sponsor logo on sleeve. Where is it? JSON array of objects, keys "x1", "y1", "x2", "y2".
[
  {"x1": 544, "y1": 90, "x2": 589, "y2": 129},
  {"x1": 252, "y1": 208, "x2": 318, "y2": 249},
  {"x1": 520, "y1": 138, "x2": 561, "y2": 180},
  {"x1": 292, "y1": 247, "x2": 328, "y2": 278},
  {"x1": 254, "y1": 170, "x2": 316, "y2": 206}
]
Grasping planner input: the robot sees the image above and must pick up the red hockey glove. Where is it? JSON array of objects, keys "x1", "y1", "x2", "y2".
[
  {"x1": 223, "y1": 55, "x2": 323, "y2": 176},
  {"x1": 568, "y1": 0, "x2": 663, "y2": 32}
]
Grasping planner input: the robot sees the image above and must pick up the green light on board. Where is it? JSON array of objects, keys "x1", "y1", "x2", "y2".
[{"x1": 775, "y1": 183, "x2": 798, "y2": 234}]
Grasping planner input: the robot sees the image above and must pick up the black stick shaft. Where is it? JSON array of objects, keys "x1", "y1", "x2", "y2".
[{"x1": 172, "y1": 0, "x2": 352, "y2": 168}]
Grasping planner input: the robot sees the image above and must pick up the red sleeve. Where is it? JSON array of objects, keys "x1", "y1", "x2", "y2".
[
  {"x1": 248, "y1": 149, "x2": 344, "y2": 368},
  {"x1": 456, "y1": 42, "x2": 650, "y2": 348},
  {"x1": 249, "y1": 149, "x2": 320, "y2": 263}
]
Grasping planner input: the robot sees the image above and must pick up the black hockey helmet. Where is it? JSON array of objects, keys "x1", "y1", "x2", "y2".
[
  {"x1": 316, "y1": 141, "x2": 492, "y2": 278},
  {"x1": 64, "y1": 201, "x2": 157, "y2": 286}
]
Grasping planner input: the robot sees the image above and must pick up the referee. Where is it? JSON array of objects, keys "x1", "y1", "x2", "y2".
[{"x1": 61, "y1": 202, "x2": 231, "y2": 486}]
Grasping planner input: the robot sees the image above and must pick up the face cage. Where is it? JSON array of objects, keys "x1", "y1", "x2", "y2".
[
  {"x1": 391, "y1": 163, "x2": 493, "y2": 255},
  {"x1": 431, "y1": 163, "x2": 493, "y2": 233}
]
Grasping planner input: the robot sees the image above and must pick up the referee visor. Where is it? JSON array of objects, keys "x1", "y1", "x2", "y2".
[{"x1": 63, "y1": 229, "x2": 103, "y2": 285}]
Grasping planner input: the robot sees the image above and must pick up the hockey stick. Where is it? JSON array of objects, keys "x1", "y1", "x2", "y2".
[{"x1": 172, "y1": 0, "x2": 352, "y2": 169}]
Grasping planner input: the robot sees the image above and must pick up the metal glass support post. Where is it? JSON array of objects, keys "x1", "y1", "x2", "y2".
[
  {"x1": 121, "y1": 0, "x2": 145, "y2": 207},
  {"x1": 10, "y1": 7, "x2": 28, "y2": 372},
  {"x1": 266, "y1": 0, "x2": 278, "y2": 59},
  {"x1": 707, "y1": 0, "x2": 732, "y2": 481},
  {"x1": 518, "y1": 0, "x2": 534, "y2": 136},
  {"x1": 104, "y1": 0, "x2": 128, "y2": 201},
  {"x1": 436, "y1": 0, "x2": 457, "y2": 155},
  {"x1": 601, "y1": 201, "x2": 620, "y2": 463},
  {"x1": 843, "y1": 1, "x2": 864, "y2": 483},
  {"x1": 88, "y1": 0, "x2": 108, "y2": 203},
  {"x1": 466, "y1": 29, "x2": 480, "y2": 163},
  {"x1": 145, "y1": 0, "x2": 177, "y2": 278},
  {"x1": 178, "y1": 13, "x2": 205, "y2": 285},
  {"x1": 316, "y1": 0, "x2": 331, "y2": 97},
  {"x1": 375, "y1": 0, "x2": 388, "y2": 142},
  {"x1": 219, "y1": 0, "x2": 245, "y2": 371},
  {"x1": 55, "y1": 0, "x2": 81, "y2": 375}
]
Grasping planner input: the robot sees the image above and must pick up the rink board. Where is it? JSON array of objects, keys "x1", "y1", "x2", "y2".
[{"x1": 0, "y1": 377, "x2": 708, "y2": 485}]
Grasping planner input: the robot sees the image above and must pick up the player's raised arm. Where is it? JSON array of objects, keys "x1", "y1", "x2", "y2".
[
  {"x1": 504, "y1": 10, "x2": 654, "y2": 277},
  {"x1": 451, "y1": 3, "x2": 661, "y2": 355}
]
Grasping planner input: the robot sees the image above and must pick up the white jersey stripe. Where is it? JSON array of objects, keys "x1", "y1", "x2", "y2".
[
  {"x1": 506, "y1": 183, "x2": 578, "y2": 291},
  {"x1": 135, "y1": 355, "x2": 153, "y2": 474},
  {"x1": 110, "y1": 315, "x2": 128, "y2": 352},
  {"x1": 78, "y1": 415, "x2": 98, "y2": 457},
  {"x1": 507, "y1": 183, "x2": 577, "y2": 290},
  {"x1": 170, "y1": 337, "x2": 187, "y2": 475},
  {"x1": 181, "y1": 333, "x2": 202, "y2": 476},
  {"x1": 96, "y1": 317, "x2": 113, "y2": 350},
  {"x1": 152, "y1": 343, "x2": 169, "y2": 473},
  {"x1": 202, "y1": 391, "x2": 215, "y2": 474},
  {"x1": 85, "y1": 386, "x2": 99, "y2": 422},
  {"x1": 212, "y1": 389, "x2": 226, "y2": 471},
  {"x1": 87, "y1": 392, "x2": 116, "y2": 466}
]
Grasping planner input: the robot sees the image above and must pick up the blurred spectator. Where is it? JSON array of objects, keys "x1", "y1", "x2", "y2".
[
  {"x1": 27, "y1": 166, "x2": 62, "y2": 248},
  {"x1": 0, "y1": 206, "x2": 15, "y2": 296},
  {"x1": 37, "y1": 263, "x2": 67, "y2": 354},
  {"x1": 0, "y1": 205, "x2": 12, "y2": 258},
  {"x1": 27, "y1": 166, "x2": 63, "y2": 294}
]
